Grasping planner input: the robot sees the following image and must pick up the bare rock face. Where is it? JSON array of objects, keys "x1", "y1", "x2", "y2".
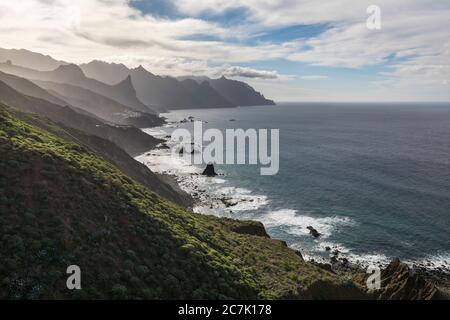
[
  {"x1": 372, "y1": 258, "x2": 442, "y2": 300},
  {"x1": 202, "y1": 164, "x2": 217, "y2": 177}
]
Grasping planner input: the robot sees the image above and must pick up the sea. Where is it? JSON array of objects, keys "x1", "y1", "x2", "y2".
[{"x1": 136, "y1": 102, "x2": 450, "y2": 271}]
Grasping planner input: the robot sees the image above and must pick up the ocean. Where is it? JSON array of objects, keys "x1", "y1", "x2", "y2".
[{"x1": 136, "y1": 102, "x2": 450, "y2": 270}]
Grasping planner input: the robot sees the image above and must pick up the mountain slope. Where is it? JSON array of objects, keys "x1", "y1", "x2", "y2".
[
  {"x1": 80, "y1": 60, "x2": 130, "y2": 85},
  {"x1": 0, "y1": 48, "x2": 66, "y2": 71},
  {"x1": 0, "y1": 80, "x2": 159, "y2": 156},
  {"x1": 6, "y1": 106, "x2": 192, "y2": 207},
  {"x1": 33, "y1": 80, "x2": 163, "y2": 128},
  {"x1": 0, "y1": 62, "x2": 153, "y2": 113},
  {"x1": 0, "y1": 71, "x2": 67, "y2": 106},
  {"x1": 80, "y1": 61, "x2": 274, "y2": 110},
  {"x1": 129, "y1": 66, "x2": 198, "y2": 112},
  {"x1": 180, "y1": 79, "x2": 236, "y2": 109},
  {"x1": 209, "y1": 76, "x2": 276, "y2": 106},
  {"x1": 0, "y1": 105, "x2": 367, "y2": 299}
]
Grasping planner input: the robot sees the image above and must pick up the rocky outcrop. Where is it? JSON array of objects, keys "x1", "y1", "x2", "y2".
[
  {"x1": 202, "y1": 164, "x2": 217, "y2": 177},
  {"x1": 369, "y1": 259, "x2": 443, "y2": 300},
  {"x1": 226, "y1": 220, "x2": 270, "y2": 238},
  {"x1": 307, "y1": 226, "x2": 321, "y2": 238}
]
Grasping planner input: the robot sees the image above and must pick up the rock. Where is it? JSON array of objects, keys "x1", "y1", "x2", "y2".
[
  {"x1": 220, "y1": 197, "x2": 238, "y2": 207},
  {"x1": 227, "y1": 220, "x2": 270, "y2": 238},
  {"x1": 307, "y1": 226, "x2": 321, "y2": 238},
  {"x1": 202, "y1": 164, "x2": 217, "y2": 177},
  {"x1": 370, "y1": 258, "x2": 443, "y2": 300},
  {"x1": 325, "y1": 246, "x2": 331, "y2": 252},
  {"x1": 313, "y1": 262, "x2": 334, "y2": 273}
]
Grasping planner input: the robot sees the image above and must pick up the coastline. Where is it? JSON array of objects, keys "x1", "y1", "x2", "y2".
[{"x1": 136, "y1": 115, "x2": 450, "y2": 292}]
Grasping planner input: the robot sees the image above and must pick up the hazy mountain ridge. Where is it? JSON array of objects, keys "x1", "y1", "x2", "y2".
[
  {"x1": 0, "y1": 48, "x2": 66, "y2": 71},
  {"x1": 209, "y1": 76, "x2": 276, "y2": 106},
  {"x1": 32, "y1": 80, "x2": 163, "y2": 128},
  {"x1": 0, "y1": 71, "x2": 67, "y2": 106},
  {"x1": 0, "y1": 80, "x2": 159, "y2": 156},
  {"x1": 0, "y1": 48, "x2": 276, "y2": 111},
  {"x1": 0, "y1": 61, "x2": 152, "y2": 113}
]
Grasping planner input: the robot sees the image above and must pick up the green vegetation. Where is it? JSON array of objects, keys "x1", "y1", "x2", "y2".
[{"x1": 0, "y1": 104, "x2": 364, "y2": 299}]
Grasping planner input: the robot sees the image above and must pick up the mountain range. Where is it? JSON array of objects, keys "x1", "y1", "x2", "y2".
[{"x1": 0, "y1": 48, "x2": 275, "y2": 114}]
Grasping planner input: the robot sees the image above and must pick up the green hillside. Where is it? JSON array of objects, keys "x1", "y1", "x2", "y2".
[{"x1": 0, "y1": 104, "x2": 365, "y2": 299}]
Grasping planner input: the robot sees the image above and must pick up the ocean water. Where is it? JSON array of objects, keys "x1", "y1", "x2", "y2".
[{"x1": 136, "y1": 102, "x2": 450, "y2": 270}]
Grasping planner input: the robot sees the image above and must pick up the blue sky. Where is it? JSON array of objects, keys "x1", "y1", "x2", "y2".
[{"x1": 1, "y1": 0, "x2": 449, "y2": 101}]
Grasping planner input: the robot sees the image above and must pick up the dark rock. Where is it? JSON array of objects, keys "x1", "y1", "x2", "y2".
[
  {"x1": 370, "y1": 258, "x2": 444, "y2": 300},
  {"x1": 202, "y1": 164, "x2": 217, "y2": 177},
  {"x1": 325, "y1": 246, "x2": 331, "y2": 252},
  {"x1": 307, "y1": 226, "x2": 321, "y2": 238},
  {"x1": 313, "y1": 262, "x2": 334, "y2": 273},
  {"x1": 227, "y1": 220, "x2": 270, "y2": 238}
]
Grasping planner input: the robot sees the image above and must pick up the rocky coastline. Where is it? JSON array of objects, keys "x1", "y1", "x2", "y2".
[{"x1": 140, "y1": 116, "x2": 450, "y2": 299}]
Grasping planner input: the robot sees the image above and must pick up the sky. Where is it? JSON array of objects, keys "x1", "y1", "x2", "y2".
[{"x1": 0, "y1": 0, "x2": 449, "y2": 101}]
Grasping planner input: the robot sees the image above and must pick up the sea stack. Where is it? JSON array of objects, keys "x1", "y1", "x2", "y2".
[
  {"x1": 307, "y1": 226, "x2": 321, "y2": 238},
  {"x1": 202, "y1": 164, "x2": 217, "y2": 177}
]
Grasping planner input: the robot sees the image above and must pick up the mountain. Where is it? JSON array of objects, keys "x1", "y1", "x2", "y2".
[
  {"x1": 80, "y1": 60, "x2": 130, "y2": 85},
  {"x1": 0, "y1": 80, "x2": 158, "y2": 156},
  {"x1": 177, "y1": 75, "x2": 211, "y2": 83},
  {"x1": 0, "y1": 49, "x2": 276, "y2": 111},
  {"x1": 0, "y1": 62, "x2": 153, "y2": 113},
  {"x1": 209, "y1": 76, "x2": 276, "y2": 106},
  {"x1": 33, "y1": 80, "x2": 163, "y2": 128},
  {"x1": 0, "y1": 104, "x2": 368, "y2": 299},
  {"x1": 0, "y1": 48, "x2": 66, "y2": 71},
  {"x1": 179, "y1": 79, "x2": 235, "y2": 109},
  {"x1": 128, "y1": 66, "x2": 197, "y2": 112},
  {"x1": 0, "y1": 71, "x2": 67, "y2": 106},
  {"x1": 80, "y1": 60, "x2": 273, "y2": 110}
]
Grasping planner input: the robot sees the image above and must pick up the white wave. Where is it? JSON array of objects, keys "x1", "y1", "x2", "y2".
[
  {"x1": 261, "y1": 209, "x2": 355, "y2": 238},
  {"x1": 141, "y1": 128, "x2": 169, "y2": 138},
  {"x1": 404, "y1": 252, "x2": 450, "y2": 271}
]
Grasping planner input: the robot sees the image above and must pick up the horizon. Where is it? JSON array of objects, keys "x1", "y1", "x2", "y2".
[{"x1": 0, "y1": 1, "x2": 449, "y2": 102}]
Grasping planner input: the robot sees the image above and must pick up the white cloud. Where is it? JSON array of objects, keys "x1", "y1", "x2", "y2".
[
  {"x1": 0, "y1": 0, "x2": 449, "y2": 100},
  {"x1": 301, "y1": 75, "x2": 328, "y2": 80},
  {"x1": 219, "y1": 66, "x2": 280, "y2": 79}
]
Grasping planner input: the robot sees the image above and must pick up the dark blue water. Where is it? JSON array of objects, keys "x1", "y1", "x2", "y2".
[{"x1": 164, "y1": 103, "x2": 450, "y2": 267}]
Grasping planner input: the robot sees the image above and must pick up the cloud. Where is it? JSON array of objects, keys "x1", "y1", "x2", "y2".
[
  {"x1": 219, "y1": 66, "x2": 280, "y2": 79},
  {"x1": 0, "y1": 0, "x2": 449, "y2": 100},
  {"x1": 301, "y1": 75, "x2": 328, "y2": 80}
]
